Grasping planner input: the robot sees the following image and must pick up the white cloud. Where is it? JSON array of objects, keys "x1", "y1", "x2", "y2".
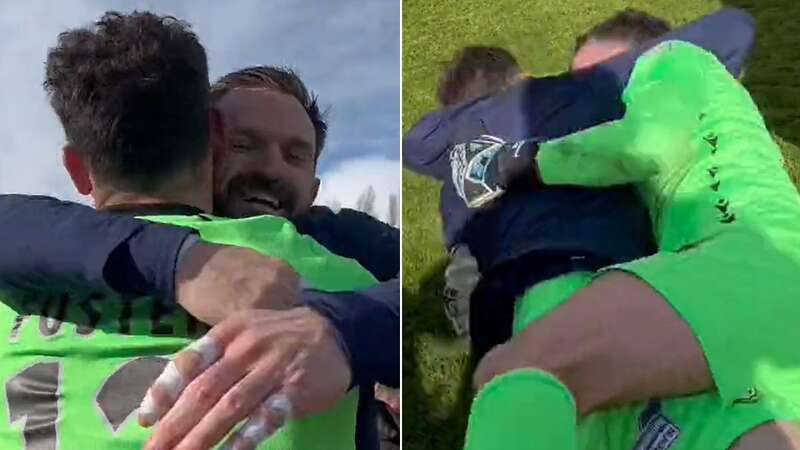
[
  {"x1": 316, "y1": 157, "x2": 400, "y2": 224},
  {"x1": 0, "y1": 0, "x2": 399, "y2": 206}
]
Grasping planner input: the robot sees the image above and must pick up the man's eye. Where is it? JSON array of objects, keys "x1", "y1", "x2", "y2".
[
  {"x1": 232, "y1": 142, "x2": 251, "y2": 152},
  {"x1": 287, "y1": 149, "x2": 311, "y2": 163}
]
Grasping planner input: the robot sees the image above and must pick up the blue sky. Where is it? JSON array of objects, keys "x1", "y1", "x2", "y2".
[{"x1": 0, "y1": 0, "x2": 400, "y2": 219}]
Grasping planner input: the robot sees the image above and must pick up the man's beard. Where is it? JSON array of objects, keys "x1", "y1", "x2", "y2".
[{"x1": 215, "y1": 173, "x2": 297, "y2": 218}]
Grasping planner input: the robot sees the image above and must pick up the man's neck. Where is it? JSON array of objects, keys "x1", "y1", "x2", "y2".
[
  {"x1": 93, "y1": 175, "x2": 213, "y2": 213},
  {"x1": 96, "y1": 192, "x2": 211, "y2": 213}
]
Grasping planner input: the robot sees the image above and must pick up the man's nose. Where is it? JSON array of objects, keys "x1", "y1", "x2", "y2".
[{"x1": 254, "y1": 143, "x2": 288, "y2": 172}]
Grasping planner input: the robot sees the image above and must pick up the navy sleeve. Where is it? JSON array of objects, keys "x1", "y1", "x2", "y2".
[
  {"x1": 294, "y1": 207, "x2": 400, "y2": 281},
  {"x1": 601, "y1": 7, "x2": 756, "y2": 85},
  {"x1": 403, "y1": 96, "x2": 485, "y2": 180},
  {"x1": 331, "y1": 209, "x2": 399, "y2": 281},
  {"x1": 301, "y1": 279, "x2": 400, "y2": 388},
  {"x1": 0, "y1": 194, "x2": 193, "y2": 304}
]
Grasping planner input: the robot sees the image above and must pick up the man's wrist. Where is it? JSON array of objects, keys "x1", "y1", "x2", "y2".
[
  {"x1": 299, "y1": 282, "x2": 399, "y2": 389},
  {"x1": 176, "y1": 234, "x2": 202, "y2": 266},
  {"x1": 302, "y1": 305, "x2": 356, "y2": 388},
  {"x1": 498, "y1": 140, "x2": 540, "y2": 187},
  {"x1": 532, "y1": 155, "x2": 544, "y2": 186},
  {"x1": 302, "y1": 296, "x2": 364, "y2": 388},
  {"x1": 171, "y1": 233, "x2": 202, "y2": 306}
]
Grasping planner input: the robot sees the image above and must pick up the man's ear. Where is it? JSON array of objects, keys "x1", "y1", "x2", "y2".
[
  {"x1": 62, "y1": 145, "x2": 93, "y2": 195},
  {"x1": 311, "y1": 176, "x2": 320, "y2": 201},
  {"x1": 209, "y1": 107, "x2": 227, "y2": 160}
]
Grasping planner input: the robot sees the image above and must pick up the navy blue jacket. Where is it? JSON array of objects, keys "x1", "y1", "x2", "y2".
[
  {"x1": 0, "y1": 195, "x2": 398, "y2": 450},
  {"x1": 403, "y1": 7, "x2": 755, "y2": 273},
  {"x1": 294, "y1": 206, "x2": 400, "y2": 282}
]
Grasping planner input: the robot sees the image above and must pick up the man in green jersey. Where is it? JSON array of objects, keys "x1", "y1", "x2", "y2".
[
  {"x1": 0, "y1": 11, "x2": 379, "y2": 450},
  {"x1": 456, "y1": 41, "x2": 800, "y2": 450}
]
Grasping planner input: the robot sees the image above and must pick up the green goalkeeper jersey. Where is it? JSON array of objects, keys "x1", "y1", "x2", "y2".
[
  {"x1": 536, "y1": 40, "x2": 800, "y2": 254},
  {"x1": 0, "y1": 213, "x2": 377, "y2": 450}
]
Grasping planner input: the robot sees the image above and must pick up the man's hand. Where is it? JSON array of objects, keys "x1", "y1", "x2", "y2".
[
  {"x1": 450, "y1": 135, "x2": 540, "y2": 208},
  {"x1": 175, "y1": 242, "x2": 301, "y2": 325},
  {"x1": 139, "y1": 307, "x2": 351, "y2": 450},
  {"x1": 472, "y1": 333, "x2": 524, "y2": 393}
]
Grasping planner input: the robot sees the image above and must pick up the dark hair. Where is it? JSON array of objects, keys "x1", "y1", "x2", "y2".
[
  {"x1": 210, "y1": 66, "x2": 327, "y2": 160},
  {"x1": 574, "y1": 8, "x2": 671, "y2": 53},
  {"x1": 44, "y1": 11, "x2": 210, "y2": 193},
  {"x1": 436, "y1": 46, "x2": 521, "y2": 107}
]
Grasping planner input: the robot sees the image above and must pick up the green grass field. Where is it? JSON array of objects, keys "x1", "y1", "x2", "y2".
[{"x1": 402, "y1": 1, "x2": 800, "y2": 449}]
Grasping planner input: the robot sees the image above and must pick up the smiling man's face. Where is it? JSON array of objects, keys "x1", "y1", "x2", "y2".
[{"x1": 213, "y1": 88, "x2": 320, "y2": 219}]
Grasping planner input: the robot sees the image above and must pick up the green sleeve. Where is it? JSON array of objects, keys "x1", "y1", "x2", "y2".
[{"x1": 535, "y1": 42, "x2": 712, "y2": 187}]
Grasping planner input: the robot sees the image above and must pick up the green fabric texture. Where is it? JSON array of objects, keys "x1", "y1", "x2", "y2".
[
  {"x1": 0, "y1": 213, "x2": 377, "y2": 450},
  {"x1": 607, "y1": 230, "x2": 800, "y2": 410},
  {"x1": 480, "y1": 269, "x2": 800, "y2": 450},
  {"x1": 513, "y1": 272, "x2": 593, "y2": 334},
  {"x1": 537, "y1": 41, "x2": 800, "y2": 405},
  {"x1": 465, "y1": 369, "x2": 577, "y2": 450},
  {"x1": 537, "y1": 41, "x2": 800, "y2": 253},
  {"x1": 579, "y1": 390, "x2": 800, "y2": 450}
]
